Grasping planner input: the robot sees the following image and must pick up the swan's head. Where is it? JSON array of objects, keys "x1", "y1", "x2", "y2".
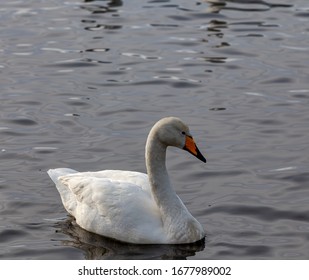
[{"x1": 150, "y1": 117, "x2": 206, "y2": 163}]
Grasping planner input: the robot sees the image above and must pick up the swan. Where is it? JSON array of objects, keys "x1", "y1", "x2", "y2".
[{"x1": 47, "y1": 117, "x2": 206, "y2": 244}]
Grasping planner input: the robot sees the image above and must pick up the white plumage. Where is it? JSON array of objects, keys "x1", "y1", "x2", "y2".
[{"x1": 48, "y1": 117, "x2": 206, "y2": 244}]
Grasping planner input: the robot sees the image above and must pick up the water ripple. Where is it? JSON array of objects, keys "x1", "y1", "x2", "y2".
[
  {"x1": 205, "y1": 205, "x2": 309, "y2": 223},
  {"x1": 121, "y1": 52, "x2": 162, "y2": 60}
]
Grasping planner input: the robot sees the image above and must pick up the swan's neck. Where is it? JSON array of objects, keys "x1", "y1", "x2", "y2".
[
  {"x1": 145, "y1": 133, "x2": 182, "y2": 217},
  {"x1": 145, "y1": 128, "x2": 205, "y2": 243}
]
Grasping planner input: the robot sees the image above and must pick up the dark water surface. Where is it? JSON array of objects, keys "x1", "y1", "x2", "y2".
[{"x1": 0, "y1": 0, "x2": 309, "y2": 259}]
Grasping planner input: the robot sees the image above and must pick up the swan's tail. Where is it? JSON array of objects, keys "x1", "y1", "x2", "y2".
[
  {"x1": 47, "y1": 168, "x2": 78, "y2": 184},
  {"x1": 47, "y1": 168, "x2": 79, "y2": 216}
]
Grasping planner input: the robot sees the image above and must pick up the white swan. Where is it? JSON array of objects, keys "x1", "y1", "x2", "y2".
[{"x1": 48, "y1": 117, "x2": 206, "y2": 244}]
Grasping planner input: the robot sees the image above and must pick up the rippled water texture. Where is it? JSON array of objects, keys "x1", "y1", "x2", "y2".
[{"x1": 0, "y1": 0, "x2": 309, "y2": 259}]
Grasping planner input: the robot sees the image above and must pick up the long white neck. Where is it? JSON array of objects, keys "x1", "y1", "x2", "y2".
[
  {"x1": 144, "y1": 120, "x2": 205, "y2": 243},
  {"x1": 145, "y1": 130, "x2": 184, "y2": 219}
]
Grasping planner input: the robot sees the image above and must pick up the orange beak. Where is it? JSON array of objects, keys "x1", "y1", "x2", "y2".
[{"x1": 183, "y1": 135, "x2": 206, "y2": 163}]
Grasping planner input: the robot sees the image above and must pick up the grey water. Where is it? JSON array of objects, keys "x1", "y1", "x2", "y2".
[{"x1": 0, "y1": 0, "x2": 309, "y2": 259}]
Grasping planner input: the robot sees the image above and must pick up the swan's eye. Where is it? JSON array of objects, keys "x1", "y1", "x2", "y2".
[{"x1": 181, "y1": 131, "x2": 186, "y2": 135}]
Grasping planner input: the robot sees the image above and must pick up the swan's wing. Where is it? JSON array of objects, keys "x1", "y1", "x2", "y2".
[
  {"x1": 47, "y1": 168, "x2": 151, "y2": 216},
  {"x1": 56, "y1": 171, "x2": 164, "y2": 243}
]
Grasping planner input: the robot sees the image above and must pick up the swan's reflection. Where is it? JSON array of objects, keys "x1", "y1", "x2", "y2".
[{"x1": 55, "y1": 216, "x2": 205, "y2": 260}]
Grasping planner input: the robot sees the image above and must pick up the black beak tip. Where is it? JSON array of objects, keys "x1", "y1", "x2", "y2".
[
  {"x1": 196, "y1": 147, "x2": 207, "y2": 163},
  {"x1": 198, "y1": 153, "x2": 207, "y2": 163}
]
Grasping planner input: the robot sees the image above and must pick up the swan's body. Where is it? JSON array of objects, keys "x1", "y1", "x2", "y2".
[{"x1": 48, "y1": 117, "x2": 206, "y2": 244}]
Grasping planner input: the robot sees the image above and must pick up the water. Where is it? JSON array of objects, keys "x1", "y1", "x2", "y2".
[{"x1": 0, "y1": 0, "x2": 308, "y2": 259}]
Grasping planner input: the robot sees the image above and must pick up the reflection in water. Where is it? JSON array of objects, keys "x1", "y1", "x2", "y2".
[
  {"x1": 84, "y1": 0, "x2": 123, "y2": 7},
  {"x1": 207, "y1": 20, "x2": 228, "y2": 33},
  {"x1": 204, "y1": 0, "x2": 292, "y2": 13},
  {"x1": 84, "y1": 24, "x2": 122, "y2": 31},
  {"x1": 55, "y1": 217, "x2": 205, "y2": 260},
  {"x1": 81, "y1": 0, "x2": 123, "y2": 14},
  {"x1": 203, "y1": 56, "x2": 227, "y2": 63},
  {"x1": 107, "y1": 0, "x2": 123, "y2": 7}
]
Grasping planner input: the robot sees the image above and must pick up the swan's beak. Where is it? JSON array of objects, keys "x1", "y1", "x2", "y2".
[{"x1": 183, "y1": 135, "x2": 206, "y2": 163}]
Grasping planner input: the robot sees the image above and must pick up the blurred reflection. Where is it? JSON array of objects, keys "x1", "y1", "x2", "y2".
[
  {"x1": 108, "y1": 0, "x2": 123, "y2": 7},
  {"x1": 202, "y1": 0, "x2": 226, "y2": 13},
  {"x1": 207, "y1": 19, "x2": 228, "y2": 34},
  {"x1": 55, "y1": 216, "x2": 206, "y2": 260},
  {"x1": 84, "y1": 0, "x2": 123, "y2": 7},
  {"x1": 81, "y1": 0, "x2": 123, "y2": 14},
  {"x1": 203, "y1": 0, "x2": 292, "y2": 13}
]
